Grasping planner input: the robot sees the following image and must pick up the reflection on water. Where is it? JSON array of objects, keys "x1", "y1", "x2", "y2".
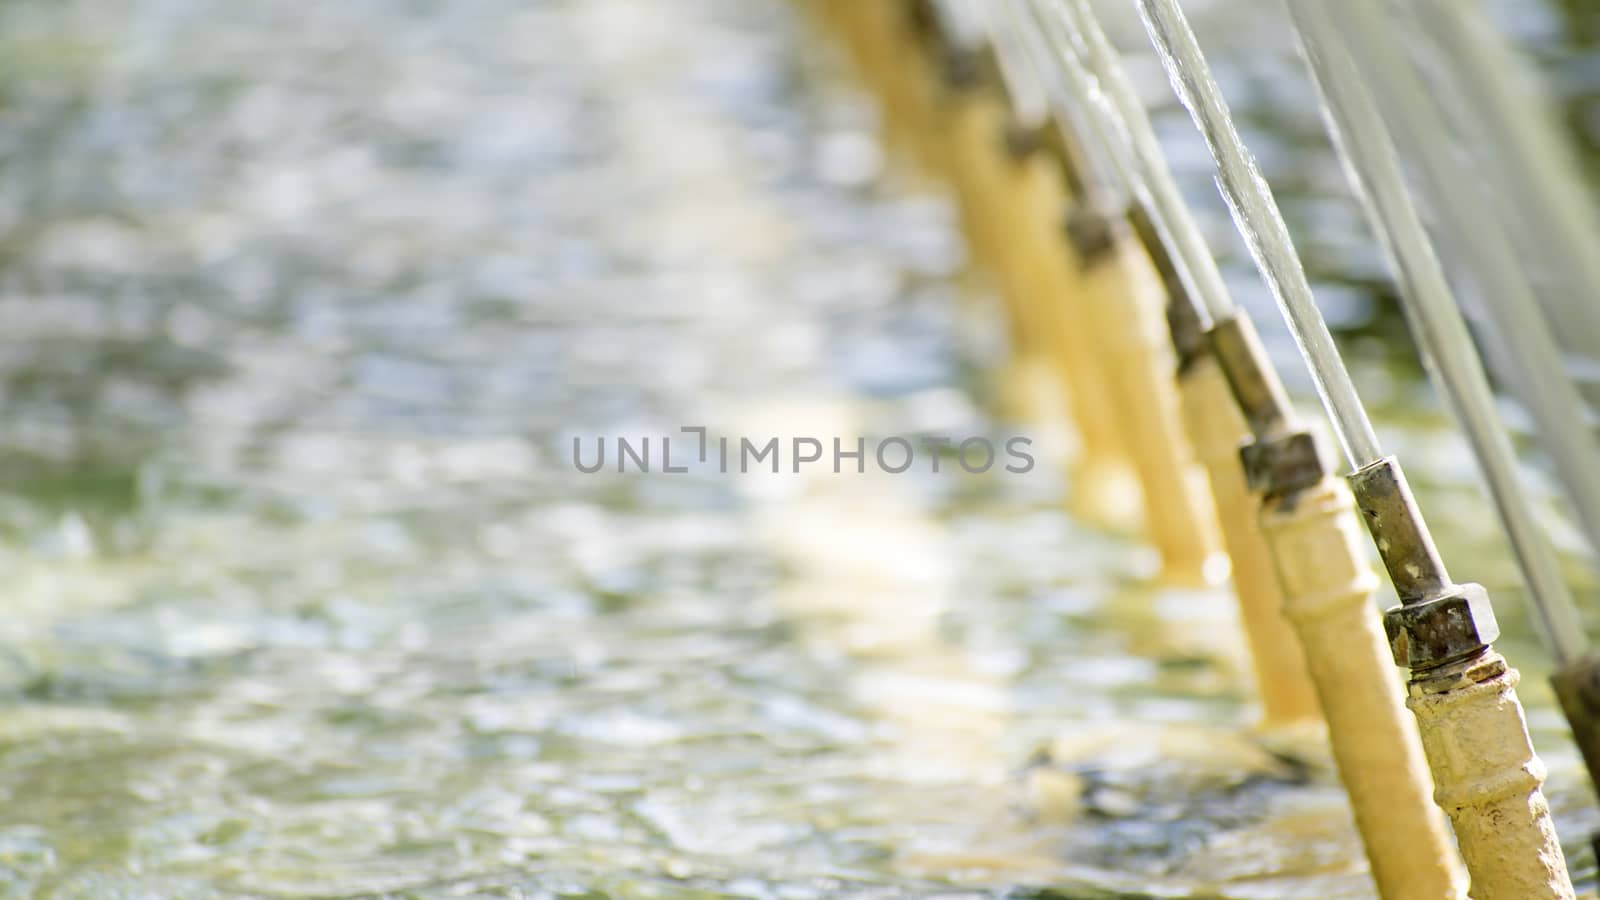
[{"x1": 0, "y1": 0, "x2": 1596, "y2": 896}]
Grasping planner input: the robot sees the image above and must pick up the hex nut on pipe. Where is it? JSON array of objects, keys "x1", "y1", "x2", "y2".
[
  {"x1": 1382, "y1": 584, "x2": 1499, "y2": 671},
  {"x1": 1239, "y1": 430, "x2": 1324, "y2": 499}
]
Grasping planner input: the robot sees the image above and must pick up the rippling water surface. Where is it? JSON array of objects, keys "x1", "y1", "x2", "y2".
[{"x1": 1, "y1": 0, "x2": 1599, "y2": 897}]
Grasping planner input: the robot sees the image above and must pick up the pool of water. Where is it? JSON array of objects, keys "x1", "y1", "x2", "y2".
[{"x1": 0, "y1": 0, "x2": 1598, "y2": 897}]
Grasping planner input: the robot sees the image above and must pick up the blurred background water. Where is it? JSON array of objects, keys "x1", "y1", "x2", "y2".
[{"x1": 1, "y1": 0, "x2": 1600, "y2": 897}]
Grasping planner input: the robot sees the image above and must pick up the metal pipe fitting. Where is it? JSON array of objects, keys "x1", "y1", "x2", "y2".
[
  {"x1": 1347, "y1": 456, "x2": 1452, "y2": 602},
  {"x1": 973, "y1": 42, "x2": 1014, "y2": 108},
  {"x1": 1127, "y1": 203, "x2": 1206, "y2": 376},
  {"x1": 1347, "y1": 457, "x2": 1501, "y2": 671},
  {"x1": 1551, "y1": 655, "x2": 1600, "y2": 775},
  {"x1": 1002, "y1": 119, "x2": 1049, "y2": 162},
  {"x1": 1061, "y1": 205, "x2": 1117, "y2": 267},
  {"x1": 1238, "y1": 431, "x2": 1326, "y2": 501},
  {"x1": 901, "y1": 0, "x2": 981, "y2": 96},
  {"x1": 1258, "y1": 476, "x2": 1467, "y2": 898},
  {"x1": 1346, "y1": 458, "x2": 1569, "y2": 897},
  {"x1": 1177, "y1": 337, "x2": 1322, "y2": 725},
  {"x1": 1549, "y1": 654, "x2": 1600, "y2": 863},
  {"x1": 1383, "y1": 584, "x2": 1500, "y2": 672},
  {"x1": 1206, "y1": 312, "x2": 1294, "y2": 439},
  {"x1": 1203, "y1": 302, "x2": 1323, "y2": 500},
  {"x1": 1033, "y1": 121, "x2": 1089, "y2": 209}
]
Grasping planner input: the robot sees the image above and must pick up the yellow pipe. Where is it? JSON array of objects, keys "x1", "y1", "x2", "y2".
[
  {"x1": 941, "y1": 93, "x2": 1061, "y2": 431},
  {"x1": 1081, "y1": 239, "x2": 1225, "y2": 585},
  {"x1": 812, "y1": 0, "x2": 869, "y2": 82},
  {"x1": 1345, "y1": 458, "x2": 1573, "y2": 897},
  {"x1": 804, "y1": 1, "x2": 919, "y2": 167},
  {"x1": 848, "y1": 0, "x2": 944, "y2": 174},
  {"x1": 1408, "y1": 652, "x2": 1574, "y2": 900},
  {"x1": 808, "y1": 0, "x2": 1038, "y2": 418},
  {"x1": 818, "y1": 0, "x2": 1116, "y2": 469},
  {"x1": 946, "y1": 98, "x2": 1019, "y2": 336},
  {"x1": 815, "y1": 0, "x2": 1208, "y2": 568},
  {"x1": 945, "y1": 95, "x2": 1152, "y2": 530},
  {"x1": 811, "y1": 0, "x2": 1073, "y2": 450},
  {"x1": 1259, "y1": 477, "x2": 1467, "y2": 899},
  {"x1": 1177, "y1": 354, "x2": 1321, "y2": 726},
  {"x1": 1001, "y1": 151, "x2": 1141, "y2": 528},
  {"x1": 831, "y1": 1, "x2": 1071, "y2": 429}
]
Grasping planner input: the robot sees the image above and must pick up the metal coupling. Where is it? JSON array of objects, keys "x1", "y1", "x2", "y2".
[
  {"x1": 1034, "y1": 122, "x2": 1088, "y2": 201},
  {"x1": 1165, "y1": 291, "x2": 1207, "y2": 377},
  {"x1": 1383, "y1": 583, "x2": 1500, "y2": 671},
  {"x1": 1206, "y1": 312, "x2": 1294, "y2": 438},
  {"x1": 1550, "y1": 655, "x2": 1600, "y2": 863},
  {"x1": 1551, "y1": 654, "x2": 1600, "y2": 789},
  {"x1": 1203, "y1": 311, "x2": 1322, "y2": 497},
  {"x1": 972, "y1": 42, "x2": 1013, "y2": 106},
  {"x1": 1348, "y1": 457, "x2": 1500, "y2": 670},
  {"x1": 1002, "y1": 119, "x2": 1047, "y2": 162},
  {"x1": 940, "y1": 45, "x2": 982, "y2": 92},
  {"x1": 1348, "y1": 456, "x2": 1451, "y2": 600},
  {"x1": 901, "y1": 6, "x2": 1007, "y2": 107},
  {"x1": 1239, "y1": 429, "x2": 1326, "y2": 499},
  {"x1": 1126, "y1": 203, "x2": 1206, "y2": 375},
  {"x1": 901, "y1": 0, "x2": 964, "y2": 89},
  {"x1": 1062, "y1": 204, "x2": 1117, "y2": 266},
  {"x1": 905, "y1": 0, "x2": 942, "y2": 50}
]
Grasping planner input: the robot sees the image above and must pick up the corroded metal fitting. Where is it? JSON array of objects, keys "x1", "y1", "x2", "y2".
[
  {"x1": 1206, "y1": 312, "x2": 1293, "y2": 438},
  {"x1": 1125, "y1": 204, "x2": 1206, "y2": 374},
  {"x1": 1206, "y1": 310, "x2": 1319, "y2": 495},
  {"x1": 1239, "y1": 430, "x2": 1326, "y2": 498},
  {"x1": 1165, "y1": 292, "x2": 1207, "y2": 376},
  {"x1": 1383, "y1": 584, "x2": 1500, "y2": 671},
  {"x1": 1063, "y1": 205, "x2": 1117, "y2": 267},
  {"x1": 906, "y1": 0, "x2": 942, "y2": 48},
  {"x1": 1550, "y1": 655, "x2": 1600, "y2": 862},
  {"x1": 1348, "y1": 457, "x2": 1500, "y2": 670},
  {"x1": 1127, "y1": 203, "x2": 1174, "y2": 286},
  {"x1": 973, "y1": 43, "x2": 1012, "y2": 105},
  {"x1": 1001, "y1": 119, "x2": 1047, "y2": 162},
  {"x1": 1551, "y1": 655, "x2": 1600, "y2": 792},
  {"x1": 941, "y1": 45, "x2": 983, "y2": 92},
  {"x1": 1034, "y1": 123, "x2": 1087, "y2": 200},
  {"x1": 903, "y1": 0, "x2": 976, "y2": 92},
  {"x1": 1347, "y1": 457, "x2": 1452, "y2": 602},
  {"x1": 1408, "y1": 645, "x2": 1505, "y2": 694}
]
